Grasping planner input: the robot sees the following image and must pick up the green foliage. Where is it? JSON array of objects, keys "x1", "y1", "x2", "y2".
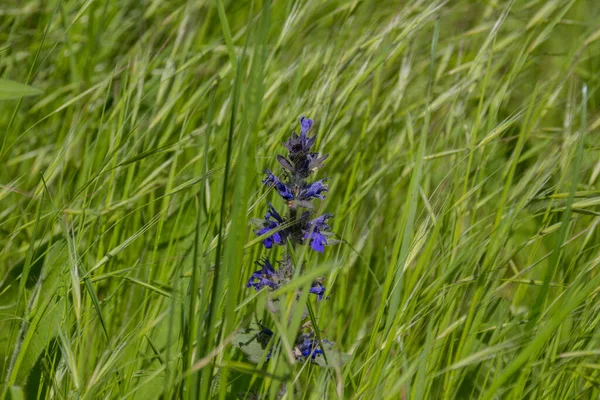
[
  {"x1": 234, "y1": 328, "x2": 274, "y2": 365},
  {"x1": 1, "y1": 0, "x2": 600, "y2": 398},
  {"x1": 0, "y1": 79, "x2": 43, "y2": 100},
  {"x1": 0, "y1": 243, "x2": 66, "y2": 392}
]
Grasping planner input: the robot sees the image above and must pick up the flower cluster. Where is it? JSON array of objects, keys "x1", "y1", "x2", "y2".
[
  {"x1": 254, "y1": 204, "x2": 284, "y2": 249},
  {"x1": 243, "y1": 116, "x2": 337, "y2": 364},
  {"x1": 253, "y1": 116, "x2": 335, "y2": 253},
  {"x1": 295, "y1": 335, "x2": 332, "y2": 361},
  {"x1": 246, "y1": 258, "x2": 326, "y2": 301},
  {"x1": 248, "y1": 325, "x2": 330, "y2": 363}
]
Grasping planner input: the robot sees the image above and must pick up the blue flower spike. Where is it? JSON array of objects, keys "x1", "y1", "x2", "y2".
[{"x1": 240, "y1": 116, "x2": 343, "y2": 367}]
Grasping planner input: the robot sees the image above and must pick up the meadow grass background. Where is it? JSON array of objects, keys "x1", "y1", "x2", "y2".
[{"x1": 1, "y1": 0, "x2": 600, "y2": 398}]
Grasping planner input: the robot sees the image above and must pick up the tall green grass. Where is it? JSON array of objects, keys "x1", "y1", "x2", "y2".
[{"x1": 1, "y1": 0, "x2": 600, "y2": 398}]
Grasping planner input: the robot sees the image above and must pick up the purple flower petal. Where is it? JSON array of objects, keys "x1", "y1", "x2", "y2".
[
  {"x1": 309, "y1": 232, "x2": 326, "y2": 253},
  {"x1": 283, "y1": 117, "x2": 316, "y2": 158},
  {"x1": 297, "y1": 338, "x2": 324, "y2": 360},
  {"x1": 300, "y1": 116, "x2": 314, "y2": 134},
  {"x1": 300, "y1": 180, "x2": 328, "y2": 200},
  {"x1": 246, "y1": 259, "x2": 278, "y2": 291},
  {"x1": 263, "y1": 170, "x2": 294, "y2": 201},
  {"x1": 255, "y1": 204, "x2": 286, "y2": 249},
  {"x1": 309, "y1": 284, "x2": 326, "y2": 301},
  {"x1": 266, "y1": 202, "x2": 283, "y2": 223}
]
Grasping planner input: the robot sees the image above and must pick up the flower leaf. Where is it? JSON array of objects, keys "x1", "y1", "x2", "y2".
[
  {"x1": 276, "y1": 155, "x2": 294, "y2": 172},
  {"x1": 312, "y1": 343, "x2": 351, "y2": 368},
  {"x1": 233, "y1": 328, "x2": 273, "y2": 364}
]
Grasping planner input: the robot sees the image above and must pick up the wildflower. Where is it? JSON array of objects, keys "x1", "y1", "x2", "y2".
[
  {"x1": 303, "y1": 213, "x2": 333, "y2": 253},
  {"x1": 237, "y1": 116, "x2": 345, "y2": 367},
  {"x1": 263, "y1": 169, "x2": 294, "y2": 201},
  {"x1": 299, "y1": 339, "x2": 323, "y2": 359},
  {"x1": 300, "y1": 116, "x2": 313, "y2": 134},
  {"x1": 283, "y1": 116, "x2": 316, "y2": 157},
  {"x1": 295, "y1": 335, "x2": 332, "y2": 361},
  {"x1": 291, "y1": 153, "x2": 329, "y2": 178},
  {"x1": 309, "y1": 281, "x2": 326, "y2": 301},
  {"x1": 299, "y1": 179, "x2": 328, "y2": 200},
  {"x1": 255, "y1": 203, "x2": 285, "y2": 249},
  {"x1": 246, "y1": 259, "x2": 279, "y2": 291}
]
